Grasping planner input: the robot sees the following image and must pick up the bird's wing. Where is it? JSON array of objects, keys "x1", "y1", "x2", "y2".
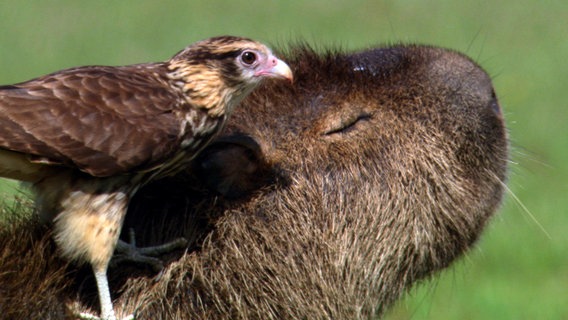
[{"x1": 0, "y1": 64, "x2": 186, "y2": 177}]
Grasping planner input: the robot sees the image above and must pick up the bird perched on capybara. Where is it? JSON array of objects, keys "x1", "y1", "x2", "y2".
[
  {"x1": 0, "y1": 36, "x2": 292, "y2": 320},
  {"x1": 0, "y1": 43, "x2": 507, "y2": 320}
]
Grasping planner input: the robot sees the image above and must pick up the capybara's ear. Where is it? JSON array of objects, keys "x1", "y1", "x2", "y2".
[{"x1": 194, "y1": 134, "x2": 269, "y2": 198}]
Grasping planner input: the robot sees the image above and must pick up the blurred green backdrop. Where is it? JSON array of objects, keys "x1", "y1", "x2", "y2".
[{"x1": 0, "y1": 1, "x2": 566, "y2": 319}]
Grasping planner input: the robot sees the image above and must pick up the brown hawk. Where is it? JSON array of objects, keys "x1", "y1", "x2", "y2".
[{"x1": 0, "y1": 35, "x2": 292, "y2": 320}]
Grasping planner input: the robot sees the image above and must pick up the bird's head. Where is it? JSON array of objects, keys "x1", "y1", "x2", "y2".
[{"x1": 167, "y1": 36, "x2": 293, "y2": 117}]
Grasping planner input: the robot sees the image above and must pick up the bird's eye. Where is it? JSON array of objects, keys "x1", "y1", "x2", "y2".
[{"x1": 240, "y1": 51, "x2": 257, "y2": 65}]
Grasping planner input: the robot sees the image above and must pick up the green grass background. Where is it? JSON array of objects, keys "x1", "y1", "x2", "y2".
[{"x1": 0, "y1": 1, "x2": 566, "y2": 319}]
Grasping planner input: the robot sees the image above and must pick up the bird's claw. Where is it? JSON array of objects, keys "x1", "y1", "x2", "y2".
[{"x1": 111, "y1": 228, "x2": 188, "y2": 272}]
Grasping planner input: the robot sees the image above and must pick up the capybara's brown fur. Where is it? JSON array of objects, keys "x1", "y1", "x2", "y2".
[{"x1": 0, "y1": 44, "x2": 508, "y2": 319}]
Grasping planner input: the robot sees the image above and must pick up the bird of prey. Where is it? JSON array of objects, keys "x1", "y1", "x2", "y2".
[{"x1": 0, "y1": 36, "x2": 292, "y2": 320}]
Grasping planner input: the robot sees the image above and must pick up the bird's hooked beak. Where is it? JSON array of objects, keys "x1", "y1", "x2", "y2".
[{"x1": 255, "y1": 55, "x2": 293, "y2": 83}]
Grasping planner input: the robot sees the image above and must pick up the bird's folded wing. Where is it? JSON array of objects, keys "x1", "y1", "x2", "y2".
[{"x1": 0, "y1": 65, "x2": 185, "y2": 177}]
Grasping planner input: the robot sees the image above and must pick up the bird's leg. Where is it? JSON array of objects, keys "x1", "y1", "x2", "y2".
[
  {"x1": 94, "y1": 267, "x2": 116, "y2": 320},
  {"x1": 78, "y1": 267, "x2": 135, "y2": 320},
  {"x1": 49, "y1": 183, "x2": 136, "y2": 320},
  {"x1": 111, "y1": 228, "x2": 188, "y2": 272}
]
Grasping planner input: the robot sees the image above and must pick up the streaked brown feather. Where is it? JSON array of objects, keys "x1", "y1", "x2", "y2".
[{"x1": 0, "y1": 64, "x2": 194, "y2": 177}]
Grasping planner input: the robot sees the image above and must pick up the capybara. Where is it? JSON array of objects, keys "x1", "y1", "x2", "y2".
[{"x1": 0, "y1": 44, "x2": 507, "y2": 319}]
